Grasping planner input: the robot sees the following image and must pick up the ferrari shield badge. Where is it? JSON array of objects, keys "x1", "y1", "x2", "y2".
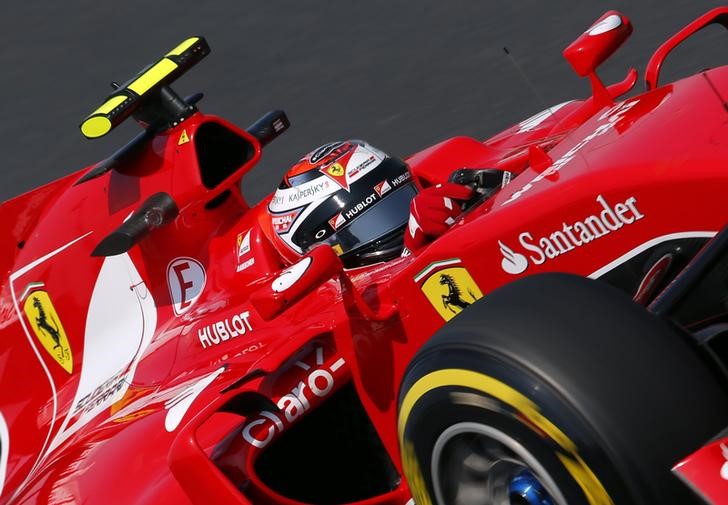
[
  {"x1": 415, "y1": 258, "x2": 483, "y2": 321},
  {"x1": 22, "y1": 287, "x2": 73, "y2": 373},
  {"x1": 326, "y1": 162, "x2": 345, "y2": 177}
]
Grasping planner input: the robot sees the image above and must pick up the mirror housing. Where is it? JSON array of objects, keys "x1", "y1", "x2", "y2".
[
  {"x1": 563, "y1": 11, "x2": 633, "y2": 107},
  {"x1": 250, "y1": 245, "x2": 344, "y2": 321},
  {"x1": 564, "y1": 11, "x2": 632, "y2": 77}
]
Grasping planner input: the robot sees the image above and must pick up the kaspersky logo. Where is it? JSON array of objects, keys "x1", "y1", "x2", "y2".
[{"x1": 499, "y1": 194, "x2": 644, "y2": 275}]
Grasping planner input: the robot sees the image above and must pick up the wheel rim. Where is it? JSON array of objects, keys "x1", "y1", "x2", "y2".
[{"x1": 430, "y1": 422, "x2": 567, "y2": 505}]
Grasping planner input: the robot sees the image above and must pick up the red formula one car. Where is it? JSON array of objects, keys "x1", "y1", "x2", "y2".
[{"x1": 4, "y1": 8, "x2": 728, "y2": 505}]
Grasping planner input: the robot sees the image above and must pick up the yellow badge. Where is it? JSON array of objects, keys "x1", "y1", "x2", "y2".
[
  {"x1": 326, "y1": 163, "x2": 345, "y2": 177},
  {"x1": 415, "y1": 259, "x2": 483, "y2": 321},
  {"x1": 178, "y1": 129, "x2": 190, "y2": 145},
  {"x1": 23, "y1": 289, "x2": 73, "y2": 373}
]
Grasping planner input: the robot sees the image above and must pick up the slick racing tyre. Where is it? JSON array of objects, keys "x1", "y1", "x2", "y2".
[{"x1": 398, "y1": 274, "x2": 728, "y2": 505}]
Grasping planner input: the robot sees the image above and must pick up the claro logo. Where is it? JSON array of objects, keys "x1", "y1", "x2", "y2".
[
  {"x1": 241, "y1": 349, "x2": 345, "y2": 449},
  {"x1": 500, "y1": 194, "x2": 644, "y2": 275}
]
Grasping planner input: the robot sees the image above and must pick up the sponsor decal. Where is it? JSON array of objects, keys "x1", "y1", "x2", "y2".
[
  {"x1": 167, "y1": 257, "x2": 206, "y2": 316},
  {"x1": 346, "y1": 145, "x2": 385, "y2": 179},
  {"x1": 374, "y1": 179, "x2": 392, "y2": 197},
  {"x1": 347, "y1": 154, "x2": 376, "y2": 179},
  {"x1": 326, "y1": 162, "x2": 345, "y2": 177},
  {"x1": 721, "y1": 443, "x2": 728, "y2": 480},
  {"x1": 321, "y1": 161, "x2": 351, "y2": 191},
  {"x1": 272, "y1": 117, "x2": 286, "y2": 133},
  {"x1": 503, "y1": 99, "x2": 640, "y2": 205},
  {"x1": 237, "y1": 258, "x2": 255, "y2": 272},
  {"x1": 235, "y1": 230, "x2": 254, "y2": 272},
  {"x1": 271, "y1": 208, "x2": 302, "y2": 234},
  {"x1": 499, "y1": 241, "x2": 528, "y2": 275},
  {"x1": 73, "y1": 371, "x2": 126, "y2": 415},
  {"x1": 241, "y1": 348, "x2": 346, "y2": 448},
  {"x1": 272, "y1": 257, "x2": 312, "y2": 293},
  {"x1": 198, "y1": 311, "x2": 254, "y2": 349},
  {"x1": 344, "y1": 192, "x2": 378, "y2": 220},
  {"x1": 21, "y1": 286, "x2": 73, "y2": 373},
  {"x1": 500, "y1": 194, "x2": 645, "y2": 274},
  {"x1": 164, "y1": 366, "x2": 226, "y2": 431},
  {"x1": 269, "y1": 178, "x2": 335, "y2": 213},
  {"x1": 328, "y1": 212, "x2": 346, "y2": 230},
  {"x1": 332, "y1": 244, "x2": 344, "y2": 256},
  {"x1": 414, "y1": 259, "x2": 483, "y2": 321},
  {"x1": 391, "y1": 172, "x2": 411, "y2": 187},
  {"x1": 237, "y1": 229, "x2": 251, "y2": 257},
  {"x1": 588, "y1": 14, "x2": 622, "y2": 36},
  {"x1": 320, "y1": 144, "x2": 385, "y2": 191}
]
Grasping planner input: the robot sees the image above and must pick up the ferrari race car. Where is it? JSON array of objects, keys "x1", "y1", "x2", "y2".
[{"x1": 4, "y1": 7, "x2": 728, "y2": 505}]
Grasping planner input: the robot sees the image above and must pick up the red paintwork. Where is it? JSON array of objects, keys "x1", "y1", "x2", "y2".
[
  {"x1": 673, "y1": 437, "x2": 728, "y2": 504},
  {"x1": 1, "y1": 9, "x2": 727, "y2": 505},
  {"x1": 563, "y1": 10, "x2": 632, "y2": 78}
]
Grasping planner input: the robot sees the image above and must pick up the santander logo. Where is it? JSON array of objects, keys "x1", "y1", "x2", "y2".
[
  {"x1": 499, "y1": 194, "x2": 644, "y2": 275},
  {"x1": 721, "y1": 443, "x2": 728, "y2": 480},
  {"x1": 499, "y1": 241, "x2": 528, "y2": 275}
]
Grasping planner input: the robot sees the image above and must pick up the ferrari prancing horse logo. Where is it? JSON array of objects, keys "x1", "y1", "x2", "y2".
[
  {"x1": 326, "y1": 163, "x2": 345, "y2": 177},
  {"x1": 415, "y1": 258, "x2": 483, "y2": 321},
  {"x1": 23, "y1": 288, "x2": 73, "y2": 373}
]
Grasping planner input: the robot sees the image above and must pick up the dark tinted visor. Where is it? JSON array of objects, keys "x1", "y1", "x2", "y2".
[{"x1": 315, "y1": 183, "x2": 416, "y2": 255}]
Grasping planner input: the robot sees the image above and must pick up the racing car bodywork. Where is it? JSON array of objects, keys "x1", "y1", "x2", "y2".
[{"x1": 3, "y1": 8, "x2": 728, "y2": 505}]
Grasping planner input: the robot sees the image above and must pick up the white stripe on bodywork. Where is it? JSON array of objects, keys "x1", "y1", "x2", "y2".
[
  {"x1": 0, "y1": 411, "x2": 9, "y2": 496},
  {"x1": 588, "y1": 231, "x2": 717, "y2": 279},
  {"x1": 10, "y1": 232, "x2": 93, "y2": 281},
  {"x1": 7, "y1": 231, "x2": 92, "y2": 496},
  {"x1": 9, "y1": 250, "x2": 158, "y2": 502},
  {"x1": 164, "y1": 366, "x2": 225, "y2": 432},
  {"x1": 48, "y1": 252, "x2": 158, "y2": 452},
  {"x1": 516, "y1": 101, "x2": 573, "y2": 133}
]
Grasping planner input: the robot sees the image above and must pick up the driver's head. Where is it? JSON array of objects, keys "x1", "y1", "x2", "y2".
[{"x1": 264, "y1": 140, "x2": 416, "y2": 268}]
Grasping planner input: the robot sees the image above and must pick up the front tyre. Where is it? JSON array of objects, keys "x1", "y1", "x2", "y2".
[{"x1": 398, "y1": 274, "x2": 728, "y2": 505}]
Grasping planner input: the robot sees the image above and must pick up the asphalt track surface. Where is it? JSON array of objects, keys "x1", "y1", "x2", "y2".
[{"x1": 2, "y1": 1, "x2": 727, "y2": 205}]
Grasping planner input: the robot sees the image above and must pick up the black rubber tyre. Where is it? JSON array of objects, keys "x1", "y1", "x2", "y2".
[{"x1": 398, "y1": 273, "x2": 728, "y2": 505}]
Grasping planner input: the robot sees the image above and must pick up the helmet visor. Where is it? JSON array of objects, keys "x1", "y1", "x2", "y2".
[{"x1": 313, "y1": 183, "x2": 416, "y2": 257}]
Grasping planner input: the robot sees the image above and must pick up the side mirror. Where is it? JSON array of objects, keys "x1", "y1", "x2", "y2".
[
  {"x1": 563, "y1": 11, "x2": 634, "y2": 106},
  {"x1": 250, "y1": 245, "x2": 343, "y2": 321},
  {"x1": 564, "y1": 11, "x2": 632, "y2": 77}
]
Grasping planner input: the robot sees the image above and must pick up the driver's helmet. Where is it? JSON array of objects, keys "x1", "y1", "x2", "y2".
[{"x1": 264, "y1": 140, "x2": 416, "y2": 268}]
